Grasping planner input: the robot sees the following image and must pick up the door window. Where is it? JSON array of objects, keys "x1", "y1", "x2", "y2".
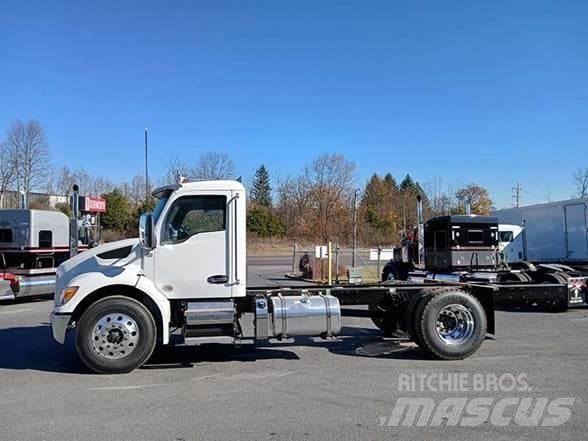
[
  {"x1": 163, "y1": 195, "x2": 226, "y2": 244},
  {"x1": 39, "y1": 230, "x2": 53, "y2": 248},
  {"x1": 434, "y1": 230, "x2": 447, "y2": 251}
]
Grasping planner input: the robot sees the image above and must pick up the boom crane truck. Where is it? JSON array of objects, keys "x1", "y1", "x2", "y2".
[{"x1": 51, "y1": 180, "x2": 498, "y2": 374}]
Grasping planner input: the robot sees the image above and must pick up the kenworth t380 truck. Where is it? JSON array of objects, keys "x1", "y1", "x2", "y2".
[{"x1": 51, "y1": 180, "x2": 498, "y2": 373}]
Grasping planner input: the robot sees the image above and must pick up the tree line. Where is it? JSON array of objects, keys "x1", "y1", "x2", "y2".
[
  {"x1": 248, "y1": 154, "x2": 493, "y2": 245},
  {"x1": 3, "y1": 118, "x2": 584, "y2": 246}
]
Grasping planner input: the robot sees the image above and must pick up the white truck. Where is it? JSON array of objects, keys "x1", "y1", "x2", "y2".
[
  {"x1": 495, "y1": 198, "x2": 588, "y2": 267},
  {"x1": 51, "y1": 180, "x2": 497, "y2": 373}
]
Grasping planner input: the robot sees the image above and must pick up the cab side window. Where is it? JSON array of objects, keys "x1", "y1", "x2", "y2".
[
  {"x1": 0, "y1": 228, "x2": 13, "y2": 243},
  {"x1": 163, "y1": 195, "x2": 226, "y2": 244},
  {"x1": 39, "y1": 230, "x2": 53, "y2": 248}
]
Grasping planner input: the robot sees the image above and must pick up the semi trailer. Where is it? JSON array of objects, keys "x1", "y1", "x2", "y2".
[
  {"x1": 381, "y1": 198, "x2": 588, "y2": 310},
  {"x1": 494, "y1": 198, "x2": 588, "y2": 268},
  {"x1": 51, "y1": 180, "x2": 500, "y2": 374}
]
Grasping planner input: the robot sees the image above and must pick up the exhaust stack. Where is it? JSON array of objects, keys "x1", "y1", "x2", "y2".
[
  {"x1": 20, "y1": 191, "x2": 27, "y2": 209},
  {"x1": 416, "y1": 195, "x2": 424, "y2": 266},
  {"x1": 69, "y1": 185, "x2": 80, "y2": 258}
]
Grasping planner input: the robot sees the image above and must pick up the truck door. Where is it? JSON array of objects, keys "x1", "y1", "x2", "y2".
[
  {"x1": 563, "y1": 203, "x2": 588, "y2": 260},
  {"x1": 153, "y1": 192, "x2": 232, "y2": 299}
]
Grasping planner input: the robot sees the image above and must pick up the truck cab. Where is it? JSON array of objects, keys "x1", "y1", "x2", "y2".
[
  {"x1": 497, "y1": 224, "x2": 524, "y2": 264},
  {"x1": 424, "y1": 215, "x2": 499, "y2": 272}
]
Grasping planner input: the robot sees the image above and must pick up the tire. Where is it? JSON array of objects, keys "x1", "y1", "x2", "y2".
[
  {"x1": 405, "y1": 289, "x2": 436, "y2": 346},
  {"x1": 416, "y1": 289, "x2": 487, "y2": 360},
  {"x1": 381, "y1": 264, "x2": 399, "y2": 282},
  {"x1": 541, "y1": 272, "x2": 569, "y2": 312},
  {"x1": 75, "y1": 296, "x2": 157, "y2": 374}
]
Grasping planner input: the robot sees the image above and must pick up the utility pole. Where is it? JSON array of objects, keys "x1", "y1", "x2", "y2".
[
  {"x1": 512, "y1": 182, "x2": 522, "y2": 208},
  {"x1": 144, "y1": 127, "x2": 149, "y2": 200},
  {"x1": 352, "y1": 189, "x2": 358, "y2": 268}
]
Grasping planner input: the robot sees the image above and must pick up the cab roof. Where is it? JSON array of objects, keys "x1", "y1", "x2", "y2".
[
  {"x1": 427, "y1": 215, "x2": 498, "y2": 225},
  {"x1": 152, "y1": 179, "x2": 245, "y2": 198}
]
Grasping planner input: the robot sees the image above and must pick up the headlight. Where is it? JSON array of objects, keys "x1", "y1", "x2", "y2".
[{"x1": 62, "y1": 286, "x2": 79, "y2": 304}]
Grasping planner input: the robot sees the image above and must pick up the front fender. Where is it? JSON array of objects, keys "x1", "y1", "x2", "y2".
[{"x1": 53, "y1": 267, "x2": 171, "y2": 344}]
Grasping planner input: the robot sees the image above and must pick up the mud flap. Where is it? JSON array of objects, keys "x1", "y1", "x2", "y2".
[{"x1": 568, "y1": 277, "x2": 587, "y2": 307}]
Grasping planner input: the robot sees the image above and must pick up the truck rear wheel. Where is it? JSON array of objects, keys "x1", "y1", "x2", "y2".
[
  {"x1": 415, "y1": 289, "x2": 487, "y2": 360},
  {"x1": 75, "y1": 296, "x2": 157, "y2": 374},
  {"x1": 405, "y1": 289, "x2": 436, "y2": 346},
  {"x1": 541, "y1": 272, "x2": 569, "y2": 312}
]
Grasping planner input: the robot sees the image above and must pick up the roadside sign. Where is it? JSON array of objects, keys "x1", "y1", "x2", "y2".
[{"x1": 315, "y1": 245, "x2": 328, "y2": 258}]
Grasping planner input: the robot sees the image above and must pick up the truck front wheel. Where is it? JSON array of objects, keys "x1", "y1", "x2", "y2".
[
  {"x1": 416, "y1": 290, "x2": 487, "y2": 360},
  {"x1": 75, "y1": 296, "x2": 157, "y2": 374}
]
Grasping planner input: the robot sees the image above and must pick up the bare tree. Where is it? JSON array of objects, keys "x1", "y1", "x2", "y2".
[
  {"x1": 192, "y1": 152, "x2": 235, "y2": 180},
  {"x1": 276, "y1": 174, "x2": 312, "y2": 238},
  {"x1": 55, "y1": 166, "x2": 92, "y2": 196},
  {"x1": 126, "y1": 175, "x2": 146, "y2": 204},
  {"x1": 89, "y1": 176, "x2": 115, "y2": 196},
  {"x1": 164, "y1": 155, "x2": 192, "y2": 184},
  {"x1": 6, "y1": 120, "x2": 50, "y2": 195},
  {"x1": 305, "y1": 153, "x2": 356, "y2": 241},
  {"x1": 0, "y1": 142, "x2": 15, "y2": 208},
  {"x1": 573, "y1": 168, "x2": 588, "y2": 198}
]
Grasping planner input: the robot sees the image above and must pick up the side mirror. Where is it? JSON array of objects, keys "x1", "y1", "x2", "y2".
[{"x1": 139, "y1": 213, "x2": 155, "y2": 249}]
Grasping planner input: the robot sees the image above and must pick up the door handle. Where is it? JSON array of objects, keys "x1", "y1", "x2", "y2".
[{"x1": 207, "y1": 275, "x2": 229, "y2": 284}]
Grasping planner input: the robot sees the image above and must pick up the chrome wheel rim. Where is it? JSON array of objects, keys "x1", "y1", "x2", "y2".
[
  {"x1": 91, "y1": 313, "x2": 139, "y2": 359},
  {"x1": 435, "y1": 304, "x2": 474, "y2": 345}
]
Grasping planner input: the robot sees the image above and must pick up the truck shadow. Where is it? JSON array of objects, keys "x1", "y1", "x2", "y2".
[
  {"x1": 0, "y1": 324, "x2": 434, "y2": 374},
  {"x1": 0, "y1": 324, "x2": 87, "y2": 374},
  {"x1": 142, "y1": 326, "x2": 433, "y2": 370}
]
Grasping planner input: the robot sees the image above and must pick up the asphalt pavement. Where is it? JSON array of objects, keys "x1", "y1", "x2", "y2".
[{"x1": 0, "y1": 256, "x2": 587, "y2": 441}]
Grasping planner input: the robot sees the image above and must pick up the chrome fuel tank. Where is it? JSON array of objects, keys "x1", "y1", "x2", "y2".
[{"x1": 269, "y1": 294, "x2": 341, "y2": 338}]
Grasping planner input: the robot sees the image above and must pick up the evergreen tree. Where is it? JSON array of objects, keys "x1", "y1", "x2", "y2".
[
  {"x1": 247, "y1": 205, "x2": 287, "y2": 237},
  {"x1": 251, "y1": 164, "x2": 272, "y2": 207},
  {"x1": 383, "y1": 173, "x2": 398, "y2": 192},
  {"x1": 400, "y1": 174, "x2": 416, "y2": 192},
  {"x1": 101, "y1": 189, "x2": 132, "y2": 232},
  {"x1": 359, "y1": 174, "x2": 398, "y2": 244}
]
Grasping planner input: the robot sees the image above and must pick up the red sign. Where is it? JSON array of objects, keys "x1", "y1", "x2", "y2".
[{"x1": 84, "y1": 196, "x2": 107, "y2": 213}]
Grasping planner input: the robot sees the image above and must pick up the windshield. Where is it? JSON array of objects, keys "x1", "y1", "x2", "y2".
[{"x1": 152, "y1": 193, "x2": 170, "y2": 224}]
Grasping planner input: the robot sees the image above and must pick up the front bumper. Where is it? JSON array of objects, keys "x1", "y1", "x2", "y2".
[{"x1": 50, "y1": 311, "x2": 72, "y2": 344}]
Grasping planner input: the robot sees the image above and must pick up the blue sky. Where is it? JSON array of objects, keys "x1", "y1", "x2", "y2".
[{"x1": 1, "y1": 0, "x2": 587, "y2": 208}]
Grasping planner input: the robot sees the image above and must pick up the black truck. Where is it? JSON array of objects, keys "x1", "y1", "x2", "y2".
[{"x1": 380, "y1": 198, "x2": 588, "y2": 312}]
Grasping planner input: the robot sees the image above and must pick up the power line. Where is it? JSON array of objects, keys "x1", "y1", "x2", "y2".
[{"x1": 512, "y1": 182, "x2": 522, "y2": 208}]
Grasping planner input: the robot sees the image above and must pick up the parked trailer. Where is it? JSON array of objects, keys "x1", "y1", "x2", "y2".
[
  {"x1": 494, "y1": 198, "x2": 588, "y2": 266},
  {"x1": 50, "y1": 180, "x2": 504, "y2": 374}
]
